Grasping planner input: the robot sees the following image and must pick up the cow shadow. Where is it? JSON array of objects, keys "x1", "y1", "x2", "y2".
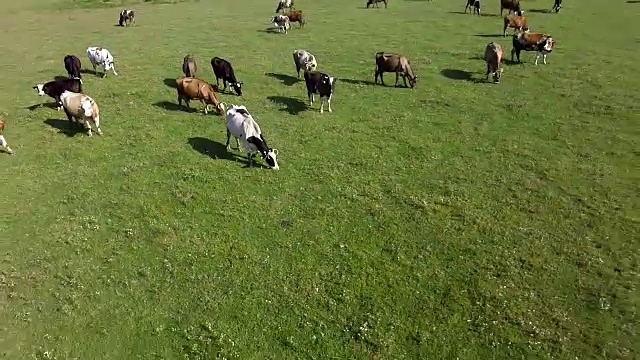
[
  {"x1": 267, "y1": 96, "x2": 307, "y2": 115},
  {"x1": 153, "y1": 101, "x2": 199, "y2": 113},
  {"x1": 448, "y1": 11, "x2": 498, "y2": 16},
  {"x1": 25, "y1": 102, "x2": 57, "y2": 111},
  {"x1": 257, "y1": 28, "x2": 279, "y2": 33},
  {"x1": 474, "y1": 34, "x2": 502, "y2": 38},
  {"x1": 503, "y1": 59, "x2": 519, "y2": 65},
  {"x1": 187, "y1": 137, "x2": 249, "y2": 164},
  {"x1": 528, "y1": 9, "x2": 550, "y2": 13},
  {"x1": 80, "y1": 69, "x2": 98, "y2": 75},
  {"x1": 163, "y1": 78, "x2": 178, "y2": 89},
  {"x1": 44, "y1": 119, "x2": 82, "y2": 137},
  {"x1": 54, "y1": 75, "x2": 70, "y2": 81},
  {"x1": 266, "y1": 72, "x2": 299, "y2": 86},
  {"x1": 441, "y1": 69, "x2": 476, "y2": 82},
  {"x1": 627, "y1": 1, "x2": 640, "y2": 3},
  {"x1": 340, "y1": 78, "x2": 377, "y2": 86}
]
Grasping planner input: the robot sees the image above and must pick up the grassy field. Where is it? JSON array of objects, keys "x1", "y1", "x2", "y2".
[{"x1": 1, "y1": 0, "x2": 638, "y2": 358}]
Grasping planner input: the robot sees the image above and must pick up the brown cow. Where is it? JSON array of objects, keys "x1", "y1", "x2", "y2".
[
  {"x1": 503, "y1": 12, "x2": 527, "y2": 36},
  {"x1": 374, "y1": 52, "x2": 417, "y2": 88},
  {"x1": 176, "y1": 77, "x2": 226, "y2": 115},
  {"x1": 182, "y1": 55, "x2": 197, "y2": 78},
  {"x1": 500, "y1": 0, "x2": 521, "y2": 15},
  {"x1": 511, "y1": 31, "x2": 556, "y2": 65},
  {"x1": 0, "y1": 119, "x2": 15, "y2": 155},
  {"x1": 284, "y1": 10, "x2": 306, "y2": 28},
  {"x1": 484, "y1": 42, "x2": 504, "y2": 83}
]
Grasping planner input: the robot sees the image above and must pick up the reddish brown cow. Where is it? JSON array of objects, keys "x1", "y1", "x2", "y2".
[
  {"x1": 484, "y1": 42, "x2": 504, "y2": 83},
  {"x1": 0, "y1": 119, "x2": 15, "y2": 155},
  {"x1": 503, "y1": 13, "x2": 527, "y2": 36},
  {"x1": 176, "y1": 77, "x2": 226, "y2": 115},
  {"x1": 511, "y1": 31, "x2": 556, "y2": 65},
  {"x1": 284, "y1": 10, "x2": 306, "y2": 28}
]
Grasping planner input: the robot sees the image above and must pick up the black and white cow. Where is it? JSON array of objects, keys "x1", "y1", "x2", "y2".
[
  {"x1": 33, "y1": 78, "x2": 83, "y2": 110},
  {"x1": 64, "y1": 55, "x2": 81, "y2": 79},
  {"x1": 271, "y1": 15, "x2": 290, "y2": 33},
  {"x1": 303, "y1": 70, "x2": 335, "y2": 114},
  {"x1": 119, "y1": 9, "x2": 135, "y2": 26},
  {"x1": 552, "y1": 0, "x2": 562, "y2": 12},
  {"x1": 225, "y1": 104, "x2": 279, "y2": 169},
  {"x1": 211, "y1": 57, "x2": 243, "y2": 96},
  {"x1": 86, "y1": 47, "x2": 118, "y2": 77},
  {"x1": 465, "y1": 0, "x2": 481, "y2": 14}
]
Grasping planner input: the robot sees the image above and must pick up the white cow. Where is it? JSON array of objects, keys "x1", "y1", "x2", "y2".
[
  {"x1": 293, "y1": 49, "x2": 317, "y2": 78},
  {"x1": 225, "y1": 105, "x2": 279, "y2": 170},
  {"x1": 86, "y1": 47, "x2": 118, "y2": 77},
  {"x1": 271, "y1": 15, "x2": 290, "y2": 34}
]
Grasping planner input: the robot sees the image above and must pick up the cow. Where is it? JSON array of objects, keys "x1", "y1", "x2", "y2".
[
  {"x1": 303, "y1": 70, "x2": 336, "y2": 114},
  {"x1": 86, "y1": 47, "x2": 118, "y2": 77},
  {"x1": 271, "y1": 15, "x2": 290, "y2": 33},
  {"x1": 33, "y1": 78, "x2": 83, "y2": 110},
  {"x1": 59, "y1": 91, "x2": 102, "y2": 137},
  {"x1": 511, "y1": 31, "x2": 556, "y2": 65},
  {"x1": 182, "y1": 55, "x2": 197, "y2": 78},
  {"x1": 284, "y1": 10, "x2": 306, "y2": 28},
  {"x1": 374, "y1": 52, "x2": 418, "y2": 88},
  {"x1": 484, "y1": 42, "x2": 504, "y2": 83},
  {"x1": 503, "y1": 12, "x2": 527, "y2": 36},
  {"x1": 500, "y1": 0, "x2": 521, "y2": 15},
  {"x1": 293, "y1": 49, "x2": 318, "y2": 79},
  {"x1": 64, "y1": 55, "x2": 81, "y2": 79},
  {"x1": 225, "y1": 105, "x2": 279, "y2": 169},
  {"x1": 366, "y1": 0, "x2": 388, "y2": 8},
  {"x1": 176, "y1": 77, "x2": 226, "y2": 115},
  {"x1": 119, "y1": 9, "x2": 135, "y2": 27},
  {"x1": 552, "y1": 0, "x2": 562, "y2": 12},
  {"x1": 210, "y1": 57, "x2": 243, "y2": 96},
  {"x1": 465, "y1": 0, "x2": 481, "y2": 14},
  {"x1": 275, "y1": 0, "x2": 294, "y2": 13},
  {"x1": 0, "y1": 119, "x2": 15, "y2": 155}
]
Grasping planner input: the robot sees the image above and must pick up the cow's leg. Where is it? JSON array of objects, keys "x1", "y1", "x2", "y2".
[
  {"x1": 320, "y1": 97, "x2": 325, "y2": 114},
  {"x1": 112, "y1": 66, "x2": 118, "y2": 76},
  {"x1": 55, "y1": 95, "x2": 63, "y2": 110},
  {"x1": 82, "y1": 118, "x2": 93, "y2": 137},
  {"x1": 201, "y1": 100, "x2": 209, "y2": 114},
  {"x1": 225, "y1": 129, "x2": 232, "y2": 150},
  {"x1": 0, "y1": 135, "x2": 14, "y2": 155},
  {"x1": 394, "y1": 72, "x2": 400, "y2": 87},
  {"x1": 544, "y1": 53, "x2": 548, "y2": 64},
  {"x1": 93, "y1": 116, "x2": 103, "y2": 136},
  {"x1": 384, "y1": 0, "x2": 387, "y2": 8},
  {"x1": 403, "y1": 74, "x2": 408, "y2": 87},
  {"x1": 327, "y1": 94, "x2": 333, "y2": 113},
  {"x1": 486, "y1": 63, "x2": 490, "y2": 80},
  {"x1": 216, "y1": 77, "x2": 220, "y2": 88},
  {"x1": 236, "y1": 137, "x2": 241, "y2": 150},
  {"x1": 380, "y1": 72, "x2": 385, "y2": 86},
  {"x1": 534, "y1": 52, "x2": 540, "y2": 65},
  {"x1": 374, "y1": 68, "x2": 379, "y2": 84},
  {"x1": 222, "y1": 79, "x2": 228, "y2": 92}
]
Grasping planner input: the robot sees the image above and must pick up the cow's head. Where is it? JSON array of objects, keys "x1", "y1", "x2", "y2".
[
  {"x1": 304, "y1": 61, "x2": 316, "y2": 72},
  {"x1": 104, "y1": 60, "x2": 114, "y2": 71},
  {"x1": 493, "y1": 67, "x2": 504, "y2": 83},
  {"x1": 262, "y1": 148, "x2": 279, "y2": 170},
  {"x1": 33, "y1": 84, "x2": 45, "y2": 96},
  {"x1": 542, "y1": 37, "x2": 555, "y2": 52},
  {"x1": 216, "y1": 102, "x2": 227, "y2": 115},
  {"x1": 408, "y1": 75, "x2": 418, "y2": 88},
  {"x1": 81, "y1": 98, "x2": 93, "y2": 117},
  {"x1": 231, "y1": 82, "x2": 243, "y2": 96}
]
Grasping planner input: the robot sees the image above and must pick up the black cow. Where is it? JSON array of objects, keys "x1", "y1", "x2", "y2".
[
  {"x1": 552, "y1": 0, "x2": 562, "y2": 12},
  {"x1": 33, "y1": 78, "x2": 83, "y2": 110},
  {"x1": 210, "y1": 57, "x2": 243, "y2": 96},
  {"x1": 119, "y1": 9, "x2": 135, "y2": 27},
  {"x1": 303, "y1": 70, "x2": 335, "y2": 114},
  {"x1": 63, "y1": 55, "x2": 81, "y2": 79},
  {"x1": 465, "y1": 0, "x2": 481, "y2": 14}
]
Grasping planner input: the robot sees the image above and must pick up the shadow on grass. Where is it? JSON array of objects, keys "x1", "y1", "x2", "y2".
[
  {"x1": 503, "y1": 58, "x2": 519, "y2": 65},
  {"x1": 26, "y1": 102, "x2": 58, "y2": 111},
  {"x1": 627, "y1": 1, "x2": 640, "y2": 3},
  {"x1": 257, "y1": 28, "x2": 279, "y2": 33},
  {"x1": 340, "y1": 78, "x2": 376, "y2": 86},
  {"x1": 44, "y1": 119, "x2": 82, "y2": 137},
  {"x1": 187, "y1": 137, "x2": 248, "y2": 164},
  {"x1": 267, "y1": 96, "x2": 307, "y2": 115},
  {"x1": 528, "y1": 9, "x2": 550, "y2": 13},
  {"x1": 441, "y1": 69, "x2": 475, "y2": 81},
  {"x1": 474, "y1": 34, "x2": 502, "y2": 38},
  {"x1": 448, "y1": 11, "x2": 498, "y2": 16},
  {"x1": 153, "y1": 101, "x2": 197, "y2": 113},
  {"x1": 163, "y1": 78, "x2": 178, "y2": 88},
  {"x1": 266, "y1": 72, "x2": 299, "y2": 86},
  {"x1": 80, "y1": 69, "x2": 98, "y2": 76},
  {"x1": 54, "y1": 75, "x2": 70, "y2": 81}
]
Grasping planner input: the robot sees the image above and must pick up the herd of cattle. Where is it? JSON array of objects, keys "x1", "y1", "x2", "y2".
[{"x1": 0, "y1": 1, "x2": 563, "y2": 168}]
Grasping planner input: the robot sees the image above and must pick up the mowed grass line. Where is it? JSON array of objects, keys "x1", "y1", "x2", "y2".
[{"x1": 0, "y1": 0, "x2": 638, "y2": 358}]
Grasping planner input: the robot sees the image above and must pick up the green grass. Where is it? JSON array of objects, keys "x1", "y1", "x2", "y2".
[{"x1": 1, "y1": 0, "x2": 638, "y2": 358}]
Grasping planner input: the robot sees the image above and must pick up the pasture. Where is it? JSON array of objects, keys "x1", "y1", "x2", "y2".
[{"x1": 1, "y1": 0, "x2": 639, "y2": 358}]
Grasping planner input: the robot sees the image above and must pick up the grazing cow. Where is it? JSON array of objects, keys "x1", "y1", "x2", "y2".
[
  {"x1": 374, "y1": 52, "x2": 418, "y2": 88},
  {"x1": 511, "y1": 31, "x2": 556, "y2": 65},
  {"x1": 86, "y1": 47, "x2": 118, "y2": 77},
  {"x1": 484, "y1": 42, "x2": 504, "y2": 83},
  {"x1": 119, "y1": 9, "x2": 135, "y2": 27},
  {"x1": 210, "y1": 57, "x2": 243, "y2": 96},
  {"x1": 176, "y1": 77, "x2": 226, "y2": 115},
  {"x1": 0, "y1": 119, "x2": 15, "y2": 155},
  {"x1": 225, "y1": 105, "x2": 279, "y2": 169},
  {"x1": 59, "y1": 91, "x2": 102, "y2": 137},
  {"x1": 271, "y1": 15, "x2": 290, "y2": 33},
  {"x1": 275, "y1": 0, "x2": 295, "y2": 13},
  {"x1": 503, "y1": 12, "x2": 527, "y2": 36},
  {"x1": 64, "y1": 55, "x2": 82, "y2": 79},
  {"x1": 293, "y1": 49, "x2": 318, "y2": 79},
  {"x1": 465, "y1": 0, "x2": 481, "y2": 14},
  {"x1": 303, "y1": 70, "x2": 336, "y2": 114},
  {"x1": 366, "y1": 0, "x2": 388, "y2": 8},
  {"x1": 33, "y1": 78, "x2": 83, "y2": 110},
  {"x1": 500, "y1": 0, "x2": 521, "y2": 15},
  {"x1": 183, "y1": 55, "x2": 197, "y2": 78},
  {"x1": 284, "y1": 10, "x2": 306, "y2": 28},
  {"x1": 552, "y1": 0, "x2": 562, "y2": 12}
]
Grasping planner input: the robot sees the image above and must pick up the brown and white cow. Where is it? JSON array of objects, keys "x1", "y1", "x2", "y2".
[
  {"x1": 275, "y1": 0, "x2": 294, "y2": 13},
  {"x1": 0, "y1": 119, "x2": 15, "y2": 155},
  {"x1": 500, "y1": 0, "x2": 521, "y2": 15},
  {"x1": 511, "y1": 31, "x2": 556, "y2": 65},
  {"x1": 374, "y1": 52, "x2": 417, "y2": 88},
  {"x1": 284, "y1": 10, "x2": 305, "y2": 28},
  {"x1": 503, "y1": 12, "x2": 527, "y2": 36},
  {"x1": 176, "y1": 77, "x2": 226, "y2": 115},
  {"x1": 484, "y1": 42, "x2": 504, "y2": 83},
  {"x1": 119, "y1": 9, "x2": 135, "y2": 27},
  {"x1": 366, "y1": 0, "x2": 388, "y2": 8}
]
